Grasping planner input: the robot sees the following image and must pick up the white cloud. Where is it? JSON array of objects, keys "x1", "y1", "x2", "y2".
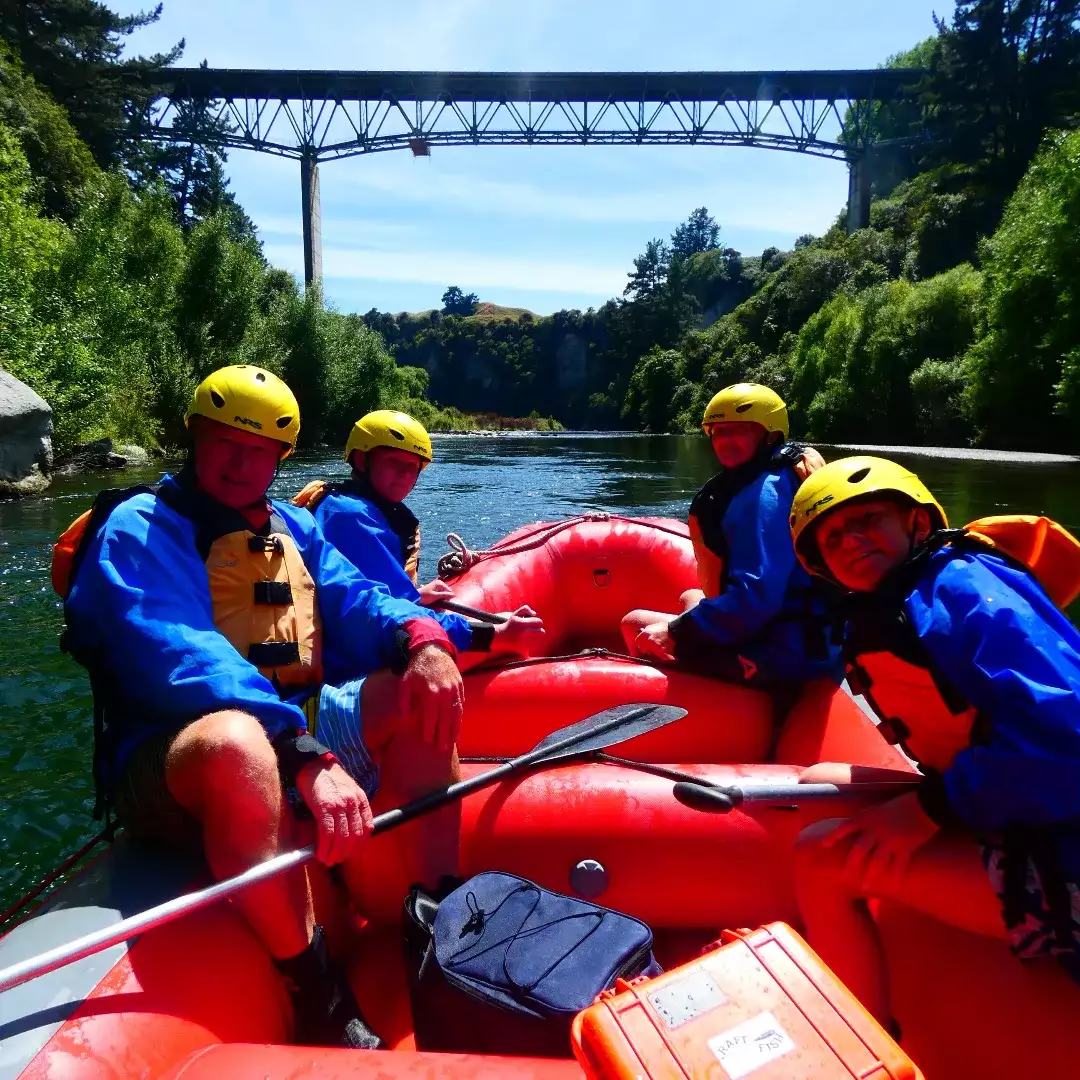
[{"x1": 263, "y1": 243, "x2": 624, "y2": 296}]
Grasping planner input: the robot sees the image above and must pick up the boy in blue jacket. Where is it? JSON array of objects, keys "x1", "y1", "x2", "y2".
[
  {"x1": 622, "y1": 383, "x2": 838, "y2": 691},
  {"x1": 790, "y1": 455, "x2": 1080, "y2": 1030},
  {"x1": 295, "y1": 409, "x2": 542, "y2": 657}
]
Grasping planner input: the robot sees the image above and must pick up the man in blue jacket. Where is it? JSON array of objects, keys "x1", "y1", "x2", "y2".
[
  {"x1": 294, "y1": 409, "x2": 542, "y2": 656},
  {"x1": 789, "y1": 455, "x2": 1080, "y2": 1032},
  {"x1": 623, "y1": 383, "x2": 839, "y2": 691},
  {"x1": 61, "y1": 367, "x2": 465, "y2": 1050}
]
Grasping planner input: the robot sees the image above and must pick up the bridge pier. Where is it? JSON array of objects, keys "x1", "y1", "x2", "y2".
[
  {"x1": 846, "y1": 154, "x2": 871, "y2": 232},
  {"x1": 301, "y1": 152, "x2": 322, "y2": 287}
]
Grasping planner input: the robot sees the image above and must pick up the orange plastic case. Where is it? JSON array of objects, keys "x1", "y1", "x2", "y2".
[{"x1": 571, "y1": 922, "x2": 916, "y2": 1080}]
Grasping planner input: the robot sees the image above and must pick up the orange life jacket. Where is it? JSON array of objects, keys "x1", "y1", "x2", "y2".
[
  {"x1": 958, "y1": 516, "x2": 1080, "y2": 609},
  {"x1": 293, "y1": 476, "x2": 422, "y2": 586},
  {"x1": 844, "y1": 519, "x2": 1080, "y2": 771},
  {"x1": 53, "y1": 483, "x2": 323, "y2": 693}
]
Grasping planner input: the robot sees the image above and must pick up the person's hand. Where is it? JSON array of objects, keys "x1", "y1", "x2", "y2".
[
  {"x1": 490, "y1": 605, "x2": 545, "y2": 654},
  {"x1": 295, "y1": 759, "x2": 374, "y2": 866},
  {"x1": 821, "y1": 791, "x2": 940, "y2": 893},
  {"x1": 793, "y1": 445, "x2": 826, "y2": 483},
  {"x1": 418, "y1": 579, "x2": 456, "y2": 607},
  {"x1": 635, "y1": 622, "x2": 676, "y2": 663},
  {"x1": 799, "y1": 762, "x2": 854, "y2": 785},
  {"x1": 398, "y1": 643, "x2": 464, "y2": 750}
]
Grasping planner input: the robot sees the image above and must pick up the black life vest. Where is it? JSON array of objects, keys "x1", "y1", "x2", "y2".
[
  {"x1": 293, "y1": 474, "x2": 422, "y2": 585},
  {"x1": 688, "y1": 442, "x2": 805, "y2": 597}
]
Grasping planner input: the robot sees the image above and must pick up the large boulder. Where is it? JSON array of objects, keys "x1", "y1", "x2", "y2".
[{"x1": 0, "y1": 371, "x2": 52, "y2": 498}]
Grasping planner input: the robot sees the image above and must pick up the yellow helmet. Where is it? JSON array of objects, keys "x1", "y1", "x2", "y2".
[
  {"x1": 185, "y1": 365, "x2": 300, "y2": 457},
  {"x1": 345, "y1": 410, "x2": 433, "y2": 469},
  {"x1": 702, "y1": 383, "x2": 789, "y2": 440},
  {"x1": 790, "y1": 455, "x2": 948, "y2": 576}
]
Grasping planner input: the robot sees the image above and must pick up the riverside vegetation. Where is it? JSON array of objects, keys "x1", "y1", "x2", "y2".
[{"x1": 1, "y1": 0, "x2": 1079, "y2": 454}]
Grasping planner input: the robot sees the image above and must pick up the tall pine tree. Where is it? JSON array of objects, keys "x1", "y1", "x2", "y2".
[
  {"x1": 0, "y1": 0, "x2": 181, "y2": 167},
  {"x1": 926, "y1": 0, "x2": 1080, "y2": 183},
  {"x1": 670, "y1": 207, "x2": 720, "y2": 258}
]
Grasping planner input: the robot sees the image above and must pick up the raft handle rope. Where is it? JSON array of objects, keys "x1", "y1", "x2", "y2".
[{"x1": 437, "y1": 512, "x2": 690, "y2": 580}]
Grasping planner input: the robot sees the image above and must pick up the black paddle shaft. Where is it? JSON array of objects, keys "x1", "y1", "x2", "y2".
[{"x1": 373, "y1": 703, "x2": 686, "y2": 833}]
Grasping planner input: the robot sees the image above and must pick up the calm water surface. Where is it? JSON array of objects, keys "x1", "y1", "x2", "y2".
[{"x1": 2, "y1": 434, "x2": 1080, "y2": 910}]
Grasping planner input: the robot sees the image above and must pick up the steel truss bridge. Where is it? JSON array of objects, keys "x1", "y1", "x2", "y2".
[{"x1": 139, "y1": 68, "x2": 924, "y2": 284}]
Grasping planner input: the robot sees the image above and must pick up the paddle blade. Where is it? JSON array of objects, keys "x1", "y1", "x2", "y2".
[
  {"x1": 531, "y1": 703, "x2": 687, "y2": 764},
  {"x1": 673, "y1": 781, "x2": 737, "y2": 814}
]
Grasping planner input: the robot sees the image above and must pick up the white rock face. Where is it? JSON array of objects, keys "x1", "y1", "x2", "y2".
[{"x1": 0, "y1": 371, "x2": 52, "y2": 497}]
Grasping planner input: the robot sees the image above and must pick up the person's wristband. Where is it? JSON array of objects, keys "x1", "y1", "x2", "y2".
[
  {"x1": 272, "y1": 730, "x2": 336, "y2": 788},
  {"x1": 468, "y1": 622, "x2": 496, "y2": 651},
  {"x1": 391, "y1": 617, "x2": 458, "y2": 673}
]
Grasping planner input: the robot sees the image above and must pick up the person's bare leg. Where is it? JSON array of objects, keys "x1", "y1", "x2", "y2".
[
  {"x1": 794, "y1": 818, "x2": 1004, "y2": 1025},
  {"x1": 166, "y1": 710, "x2": 313, "y2": 959},
  {"x1": 679, "y1": 589, "x2": 706, "y2": 611},
  {"x1": 342, "y1": 671, "x2": 460, "y2": 921},
  {"x1": 620, "y1": 609, "x2": 677, "y2": 654}
]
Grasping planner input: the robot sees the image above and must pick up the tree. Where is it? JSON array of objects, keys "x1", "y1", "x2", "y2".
[
  {"x1": 133, "y1": 63, "x2": 245, "y2": 230},
  {"x1": 0, "y1": 44, "x2": 98, "y2": 219},
  {"x1": 963, "y1": 128, "x2": 1080, "y2": 449},
  {"x1": 0, "y1": 0, "x2": 182, "y2": 167},
  {"x1": 441, "y1": 284, "x2": 478, "y2": 315},
  {"x1": 623, "y1": 238, "x2": 669, "y2": 302},
  {"x1": 670, "y1": 207, "x2": 720, "y2": 258},
  {"x1": 925, "y1": 0, "x2": 1080, "y2": 184}
]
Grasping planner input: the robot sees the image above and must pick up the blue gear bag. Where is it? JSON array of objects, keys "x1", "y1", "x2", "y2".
[{"x1": 404, "y1": 871, "x2": 660, "y2": 1056}]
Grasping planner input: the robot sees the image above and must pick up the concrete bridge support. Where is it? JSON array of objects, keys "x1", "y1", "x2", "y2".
[
  {"x1": 301, "y1": 152, "x2": 322, "y2": 287},
  {"x1": 846, "y1": 154, "x2": 871, "y2": 232}
]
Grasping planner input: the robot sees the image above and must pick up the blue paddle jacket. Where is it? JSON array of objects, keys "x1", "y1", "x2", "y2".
[
  {"x1": 311, "y1": 481, "x2": 476, "y2": 653},
  {"x1": 879, "y1": 548, "x2": 1080, "y2": 877},
  {"x1": 65, "y1": 473, "x2": 442, "y2": 782},
  {"x1": 669, "y1": 461, "x2": 841, "y2": 684}
]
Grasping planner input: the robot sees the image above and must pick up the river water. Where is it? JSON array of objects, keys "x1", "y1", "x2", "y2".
[{"x1": 2, "y1": 434, "x2": 1079, "y2": 912}]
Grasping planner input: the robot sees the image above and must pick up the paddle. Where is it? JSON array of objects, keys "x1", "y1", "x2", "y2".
[
  {"x1": 0, "y1": 703, "x2": 685, "y2": 995},
  {"x1": 435, "y1": 598, "x2": 509, "y2": 625},
  {"x1": 673, "y1": 779, "x2": 918, "y2": 814}
]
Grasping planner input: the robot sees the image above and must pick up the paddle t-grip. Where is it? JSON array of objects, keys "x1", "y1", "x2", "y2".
[{"x1": 672, "y1": 781, "x2": 740, "y2": 814}]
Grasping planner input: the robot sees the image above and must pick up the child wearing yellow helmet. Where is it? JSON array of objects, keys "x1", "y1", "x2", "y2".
[
  {"x1": 294, "y1": 410, "x2": 543, "y2": 659},
  {"x1": 789, "y1": 455, "x2": 1080, "y2": 1029},
  {"x1": 620, "y1": 383, "x2": 839, "y2": 699}
]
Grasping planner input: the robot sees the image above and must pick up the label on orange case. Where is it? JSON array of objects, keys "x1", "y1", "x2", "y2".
[
  {"x1": 707, "y1": 1011, "x2": 795, "y2": 1079},
  {"x1": 648, "y1": 970, "x2": 727, "y2": 1029}
]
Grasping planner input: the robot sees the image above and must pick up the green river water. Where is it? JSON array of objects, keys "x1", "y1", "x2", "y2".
[{"x1": 2, "y1": 434, "x2": 1079, "y2": 913}]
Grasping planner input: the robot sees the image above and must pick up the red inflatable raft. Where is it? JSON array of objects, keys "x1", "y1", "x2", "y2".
[{"x1": 2, "y1": 515, "x2": 1079, "y2": 1080}]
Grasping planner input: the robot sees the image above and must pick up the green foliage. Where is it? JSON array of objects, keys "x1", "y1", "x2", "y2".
[
  {"x1": 0, "y1": 44, "x2": 98, "y2": 218},
  {"x1": 441, "y1": 285, "x2": 478, "y2": 316},
  {"x1": 788, "y1": 265, "x2": 983, "y2": 442},
  {"x1": 963, "y1": 128, "x2": 1080, "y2": 450},
  {"x1": 0, "y1": 0, "x2": 181, "y2": 168},
  {"x1": 671, "y1": 207, "x2": 720, "y2": 259},
  {"x1": 622, "y1": 347, "x2": 691, "y2": 433}
]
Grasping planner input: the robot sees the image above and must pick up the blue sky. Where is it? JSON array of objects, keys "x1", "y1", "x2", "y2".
[{"x1": 116, "y1": 0, "x2": 944, "y2": 315}]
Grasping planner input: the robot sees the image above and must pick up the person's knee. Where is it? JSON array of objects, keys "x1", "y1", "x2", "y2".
[{"x1": 168, "y1": 710, "x2": 279, "y2": 807}]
